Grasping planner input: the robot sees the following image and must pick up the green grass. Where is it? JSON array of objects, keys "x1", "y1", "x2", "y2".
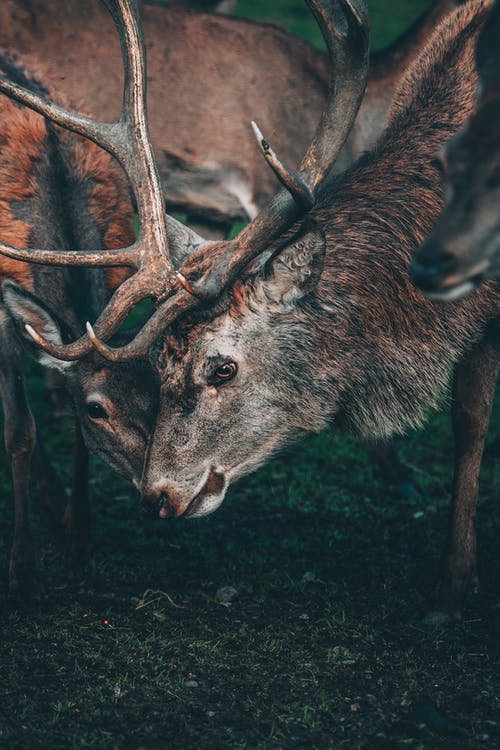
[
  {"x1": 1, "y1": 386, "x2": 500, "y2": 749},
  {"x1": 1, "y1": 2, "x2": 500, "y2": 749}
]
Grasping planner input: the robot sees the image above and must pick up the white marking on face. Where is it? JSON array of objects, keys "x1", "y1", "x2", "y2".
[{"x1": 188, "y1": 488, "x2": 227, "y2": 518}]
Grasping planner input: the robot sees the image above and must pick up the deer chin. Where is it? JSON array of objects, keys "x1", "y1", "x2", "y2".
[
  {"x1": 168, "y1": 469, "x2": 227, "y2": 519},
  {"x1": 183, "y1": 471, "x2": 227, "y2": 518},
  {"x1": 424, "y1": 259, "x2": 491, "y2": 303}
]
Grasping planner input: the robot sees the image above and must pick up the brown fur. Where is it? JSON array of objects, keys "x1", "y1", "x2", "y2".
[
  {"x1": 0, "y1": 100, "x2": 48, "y2": 289},
  {"x1": 68, "y1": 136, "x2": 133, "y2": 292}
]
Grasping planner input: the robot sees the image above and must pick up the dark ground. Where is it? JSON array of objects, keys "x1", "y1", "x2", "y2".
[{"x1": 1, "y1": 1, "x2": 499, "y2": 749}]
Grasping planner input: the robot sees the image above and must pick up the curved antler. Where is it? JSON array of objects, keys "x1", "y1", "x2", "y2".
[
  {"x1": 0, "y1": 0, "x2": 369, "y2": 362},
  {"x1": 87, "y1": 0, "x2": 370, "y2": 359},
  {"x1": 0, "y1": 0, "x2": 178, "y2": 359}
]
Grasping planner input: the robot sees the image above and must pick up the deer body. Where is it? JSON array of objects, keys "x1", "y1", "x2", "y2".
[
  {"x1": 0, "y1": 55, "x2": 156, "y2": 604},
  {"x1": 1, "y1": 0, "x2": 459, "y2": 229}
]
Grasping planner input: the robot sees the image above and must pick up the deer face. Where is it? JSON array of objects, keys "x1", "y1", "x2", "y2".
[
  {"x1": 410, "y1": 3, "x2": 500, "y2": 300},
  {"x1": 411, "y1": 97, "x2": 500, "y2": 300},
  {"x1": 140, "y1": 222, "x2": 331, "y2": 519},
  {"x1": 2, "y1": 281, "x2": 158, "y2": 487}
]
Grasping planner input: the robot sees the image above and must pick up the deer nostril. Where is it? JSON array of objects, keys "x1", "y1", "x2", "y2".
[
  {"x1": 410, "y1": 245, "x2": 459, "y2": 292},
  {"x1": 158, "y1": 493, "x2": 174, "y2": 519},
  {"x1": 141, "y1": 491, "x2": 174, "y2": 519}
]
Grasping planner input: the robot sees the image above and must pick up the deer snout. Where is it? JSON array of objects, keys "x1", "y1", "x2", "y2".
[
  {"x1": 141, "y1": 487, "x2": 182, "y2": 519},
  {"x1": 410, "y1": 243, "x2": 459, "y2": 294}
]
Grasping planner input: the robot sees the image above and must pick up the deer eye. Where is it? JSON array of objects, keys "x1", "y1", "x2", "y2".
[
  {"x1": 207, "y1": 361, "x2": 238, "y2": 387},
  {"x1": 86, "y1": 401, "x2": 109, "y2": 421}
]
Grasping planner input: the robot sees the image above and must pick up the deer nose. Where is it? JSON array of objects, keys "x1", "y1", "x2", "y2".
[
  {"x1": 409, "y1": 244, "x2": 458, "y2": 293},
  {"x1": 141, "y1": 490, "x2": 176, "y2": 519}
]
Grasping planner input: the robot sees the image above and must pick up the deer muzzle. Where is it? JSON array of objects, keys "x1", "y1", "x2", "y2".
[
  {"x1": 141, "y1": 469, "x2": 227, "y2": 519},
  {"x1": 410, "y1": 241, "x2": 489, "y2": 301}
]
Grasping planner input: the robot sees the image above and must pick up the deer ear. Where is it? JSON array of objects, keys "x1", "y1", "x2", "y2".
[
  {"x1": 166, "y1": 215, "x2": 206, "y2": 269},
  {"x1": 260, "y1": 219, "x2": 326, "y2": 307},
  {"x1": 1, "y1": 281, "x2": 72, "y2": 372}
]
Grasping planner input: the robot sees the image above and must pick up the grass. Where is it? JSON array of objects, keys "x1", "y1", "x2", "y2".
[
  {"x1": 1, "y1": 387, "x2": 500, "y2": 749},
  {"x1": 1, "y1": 1, "x2": 500, "y2": 749}
]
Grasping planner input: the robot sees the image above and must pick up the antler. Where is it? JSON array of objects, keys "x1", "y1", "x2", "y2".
[
  {"x1": 0, "y1": 0, "x2": 369, "y2": 362},
  {"x1": 0, "y1": 0, "x2": 177, "y2": 359},
  {"x1": 85, "y1": 0, "x2": 370, "y2": 361}
]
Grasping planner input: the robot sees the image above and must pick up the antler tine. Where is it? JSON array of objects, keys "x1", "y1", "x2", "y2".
[
  {"x1": 300, "y1": 0, "x2": 370, "y2": 190},
  {"x1": 0, "y1": 240, "x2": 140, "y2": 269},
  {"x1": 86, "y1": 288, "x2": 199, "y2": 361},
  {"x1": 102, "y1": 0, "x2": 174, "y2": 276},
  {"x1": 251, "y1": 121, "x2": 314, "y2": 210},
  {"x1": 24, "y1": 272, "x2": 155, "y2": 360}
]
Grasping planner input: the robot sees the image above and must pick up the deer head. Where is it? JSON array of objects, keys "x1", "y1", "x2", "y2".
[{"x1": 410, "y1": 0, "x2": 500, "y2": 300}]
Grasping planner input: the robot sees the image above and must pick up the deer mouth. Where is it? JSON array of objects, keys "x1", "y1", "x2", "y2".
[
  {"x1": 145, "y1": 469, "x2": 227, "y2": 519},
  {"x1": 411, "y1": 253, "x2": 490, "y2": 302},
  {"x1": 182, "y1": 469, "x2": 227, "y2": 518},
  {"x1": 424, "y1": 259, "x2": 491, "y2": 302}
]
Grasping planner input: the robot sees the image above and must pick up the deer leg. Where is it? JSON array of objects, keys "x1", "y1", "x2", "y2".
[
  {"x1": 31, "y1": 439, "x2": 68, "y2": 532},
  {"x1": 0, "y1": 351, "x2": 38, "y2": 606},
  {"x1": 425, "y1": 335, "x2": 500, "y2": 625},
  {"x1": 64, "y1": 424, "x2": 94, "y2": 579}
]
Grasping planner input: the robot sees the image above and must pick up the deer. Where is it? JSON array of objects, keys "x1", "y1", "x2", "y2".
[
  {"x1": 0, "y1": 35, "x2": 164, "y2": 606},
  {"x1": 1, "y1": 0, "x2": 461, "y2": 235},
  {"x1": 1, "y1": 0, "x2": 465, "y2": 496},
  {"x1": 1, "y1": 0, "x2": 497, "y2": 625},
  {"x1": 410, "y1": 0, "x2": 500, "y2": 302}
]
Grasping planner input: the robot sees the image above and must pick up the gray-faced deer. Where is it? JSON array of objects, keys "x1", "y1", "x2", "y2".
[
  {"x1": 1, "y1": 0, "x2": 460, "y2": 233},
  {"x1": 2, "y1": 0, "x2": 496, "y2": 624},
  {"x1": 410, "y1": 0, "x2": 500, "y2": 301},
  {"x1": 0, "y1": 34, "x2": 160, "y2": 606}
]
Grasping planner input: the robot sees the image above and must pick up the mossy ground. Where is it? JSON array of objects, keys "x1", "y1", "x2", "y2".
[{"x1": 1, "y1": 2, "x2": 499, "y2": 749}]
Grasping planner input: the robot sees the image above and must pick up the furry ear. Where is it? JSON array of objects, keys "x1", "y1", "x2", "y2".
[
  {"x1": 1, "y1": 281, "x2": 72, "y2": 372},
  {"x1": 260, "y1": 218, "x2": 326, "y2": 307}
]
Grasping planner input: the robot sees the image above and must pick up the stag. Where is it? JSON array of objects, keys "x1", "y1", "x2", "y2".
[
  {"x1": 1, "y1": 0, "x2": 460, "y2": 233},
  {"x1": 0, "y1": 43, "x2": 159, "y2": 605},
  {"x1": 410, "y1": 0, "x2": 500, "y2": 300},
  {"x1": 0, "y1": 0, "x2": 496, "y2": 625}
]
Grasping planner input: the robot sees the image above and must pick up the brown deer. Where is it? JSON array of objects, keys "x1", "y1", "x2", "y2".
[
  {"x1": 1, "y1": 0, "x2": 496, "y2": 624},
  {"x1": 1, "y1": 0, "x2": 460, "y2": 233},
  {"x1": 410, "y1": 0, "x2": 500, "y2": 301},
  {"x1": 0, "y1": 43, "x2": 160, "y2": 606}
]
